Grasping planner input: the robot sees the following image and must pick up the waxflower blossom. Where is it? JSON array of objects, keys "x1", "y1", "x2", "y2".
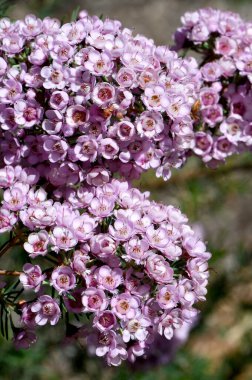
[
  {"x1": 31, "y1": 295, "x2": 61, "y2": 326},
  {"x1": 19, "y1": 264, "x2": 46, "y2": 293},
  {"x1": 50, "y1": 266, "x2": 76, "y2": 294},
  {"x1": 0, "y1": 8, "x2": 218, "y2": 367},
  {"x1": 0, "y1": 9, "x2": 203, "y2": 185},
  {"x1": 174, "y1": 7, "x2": 252, "y2": 166},
  {"x1": 0, "y1": 174, "x2": 210, "y2": 365}
]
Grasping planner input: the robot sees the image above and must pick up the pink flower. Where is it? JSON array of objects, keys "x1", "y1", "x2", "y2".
[
  {"x1": 31, "y1": 295, "x2": 61, "y2": 325},
  {"x1": 20, "y1": 205, "x2": 57, "y2": 229},
  {"x1": 84, "y1": 49, "x2": 113, "y2": 76},
  {"x1": 124, "y1": 237, "x2": 149, "y2": 264},
  {"x1": 146, "y1": 254, "x2": 174, "y2": 284},
  {"x1": 156, "y1": 284, "x2": 178, "y2": 309},
  {"x1": 0, "y1": 79, "x2": 22, "y2": 104},
  {"x1": 71, "y1": 136, "x2": 98, "y2": 162},
  {"x1": 111, "y1": 293, "x2": 140, "y2": 321},
  {"x1": 122, "y1": 315, "x2": 151, "y2": 342},
  {"x1": 146, "y1": 225, "x2": 170, "y2": 250},
  {"x1": 193, "y1": 132, "x2": 213, "y2": 156},
  {"x1": 158, "y1": 309, "x2": 183, "y2": 340},
  {"x1": 82, "y1": 287, "x2": 108, "y2": 312},
  {"x1": 89, "y1": 196, "x2": 114, "y2": 218},
  {"x1": 136, "y1": 111, "x2": 164, "y2": 138},
  {"x1": 20, "y1": 264, "x2": 46, "y2": 293},
  {"x1": 99, "y1": 138, "x2": 119, "y2": 160},
  {"x1": 166, "y1": 95, "x2": 190, "y2": 120},
  {"x1": 109, "y1": 217, "x2": 134, "y2": 241},
  {"x1": 142, "y1": 85, "x2": 168, "y2": 111},
  {"x1": 90, "y1": 234, "x2": 117, "y2": 263},
  {"x1": 71, "y1": 249, "x2": 90, "y2": 274},
  {"x1": 41, "y1": 62, "x2": 68, "y2": 90},
  {"x1": 14, "y1": 99, "x2": 43, "y2": 128},
  {"x1": 51, "y1": 226, "x2": 78, "y2": 251},
  {"x1": 50, "y1": 41, "x2": 74, "y2": 62},
  {"x1": 3, "y1": 185, "x2": 27, "y2": 211},
  {"x1": 61, "y1": 20, "x2": 86, "y2": 44},
  {"x1": 92, "y1": 83, "x2": 115, "y2": 106},
  {"x1": 2, "y1": 35, "x2": 24, "y2": 54},
  {"x1": 24, "y1": 230, "x2": 49, "y2": 258},
  {"x1": 72, "y1": 213, "x2": 97, "y2": 241},
  {"x1": 96, "y1": 266, "x2": 122, "y2": 292},
  {"x1": 202, "y1": 105, "x2": 223, "y2": 127},
  {"x1": 65, "y1": 105, "x2": 89, "y2": 127},
  {"x1": 43, "y1": 136, "x2": 68, "y2": 163},
  {"x1": 215, "y1": 36, "x2": 237, "y2": 56},
  {"x1": 49, "y1": 91, "x2": 69, "y2": 110},
  {"x1": 0, "y1": 207, "x2": 17, "y2": 232},
  {"x1": 116, "y1": 67, "x2": 137, "y2": 88},
  {"x1": 116, "y1": 121, "x2": 135, "y2": 141},
  {"x1": 86, "y1": 167, "x2": 110, "y2": 187},
  {"x1": 13, "y1": 330, "x2": 37, "y2": 350},
  {"x1": 93, "y1": 310, "x2": 117, "y2": 332},
  {"x1": 51, "y1": 266, "x2": 76, "y2": 294},
  {"x1": 20, "y1": 14, "x2": 42, "y2": 36},
  {"x1": 21, "y1": 304, "x2": 37, "y2": 329}
]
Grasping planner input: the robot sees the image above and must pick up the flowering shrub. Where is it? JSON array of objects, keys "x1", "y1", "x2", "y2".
[
  {"x1": 174, "y1": 8, "x2": 252, "y2": 168},
  {"x1": 1, "y1": 6, "x2": 251, "y2": 367},
  {"x1": 0, "y1": 173, "x2": 210, "y2": 365},
  {"x1": 0, "y1": 10, "x2": 202, "y2": 184}
]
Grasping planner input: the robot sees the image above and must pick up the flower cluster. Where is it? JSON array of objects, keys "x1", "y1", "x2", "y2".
[
  {"x1": 0, "y1": 168, "x2": 210, "y2": 365},
  {"x1": 174, "y1": 8, "x2": 252, "y2": 167},
  {"x1": 0, "y1": 11, "x2": 202, "y2": 183}
]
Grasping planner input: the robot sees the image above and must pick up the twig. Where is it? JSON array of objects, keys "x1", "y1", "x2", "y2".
[
  {"x1": 0, "y1": 234, "x2": 24, "y2": 259},
  {"x1": 0, "y1": 270, "x2": 21, "y2": 276}
]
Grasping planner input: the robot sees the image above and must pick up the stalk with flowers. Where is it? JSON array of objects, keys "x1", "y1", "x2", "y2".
[{"x1": 0, "y1": 6, "x2": 250, "y2": 366}]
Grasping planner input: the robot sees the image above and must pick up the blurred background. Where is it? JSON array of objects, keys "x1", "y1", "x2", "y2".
[{"x1": 1, "y1": 0, "x2": 252, "y2": 379}]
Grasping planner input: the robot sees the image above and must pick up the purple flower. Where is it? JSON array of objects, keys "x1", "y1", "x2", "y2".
[
  {"x1": 51, "y1": 266, "x2": 76, "y2": 294},
  {"x1": 43, "y1": 136, "x2": 68, "y2": 163},
  {"x1": 31, "y1": 295, "x2": 61, "y2": 325},
  {"x1": 20, "y1": 263, "x2": 46, "y2": 293},
  {"x1": 96, "y1": 266, "x2": 122, "y2": 292},
  {"x1": 51, "y1": 226, "x2": 78, "y2": 251},
  {"x1": 71, "y1": 136, "x2": 98, "y2": 162},
  {"x1": 0, "y1": 207, "x2": 17, "y2": 232},
  {"x1": 65, "y1": 105, "x2": 89, "y2": 127},
  {"x1": 146, "y1": 253, "x2": 174, "y2": 284},
  {"x1": 13, "y1": 330, "x2": 37, "y2": 349},
  {"x1": 111, "y1": 293, "x2": 140, "y2": 321},
  {"x1": 82, "y1": 287, "x2": 108, "y2": 312},
  {"x1": 92, "y1": 83, "x2": 115, "y2": 106},
  {"x1": 14, "y1": 99, "x2": 43, "y2": 128},
  {"x1": 93, "y1": 311, "x2": 117, "y2": 332}
]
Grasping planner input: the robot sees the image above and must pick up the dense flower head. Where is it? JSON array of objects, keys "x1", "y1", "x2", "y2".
[
  {"x1": 0, "y1": 174, "x2": 210, "y2": 365},
  {"x1": 174, "y1": 8, "x2": 252, "y2": 167},
  {"x1": 0, "y1": 10, "x2": 202, "y2": 184}
]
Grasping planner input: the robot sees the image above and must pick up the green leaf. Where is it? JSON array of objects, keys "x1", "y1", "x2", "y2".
[
  {"x1": 0, "y1": 304, "x2": 5, "y2": 337},
  {"x1": 5, "y1": 309, "x2": 9, "y2": 340},
  {"x1": 66, "y1": 293, "x2": 76, "y2": 302},
  {"x1": 71, "y1": 6, "x2": 80, "y2": 21}
]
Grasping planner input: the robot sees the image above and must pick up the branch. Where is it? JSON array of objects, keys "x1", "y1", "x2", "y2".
[
  {"x1": 0, "y1": 235, "x2": 23, "y2": 259},
  {"x1": 0, "y1": 240, "x2": 13, "y2": 259},
  {"x1": 0, "y1": 270, "x2": 21, "y2": 276}
]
